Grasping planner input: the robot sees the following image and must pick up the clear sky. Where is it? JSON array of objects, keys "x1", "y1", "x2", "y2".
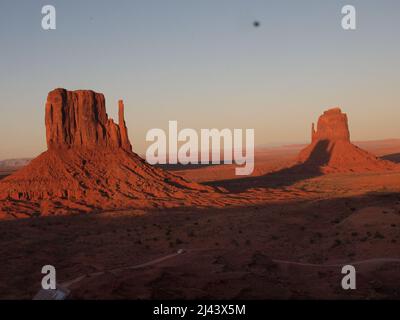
[{"x1": 0, "y1": 0, "x2": 399, "y2": 159}]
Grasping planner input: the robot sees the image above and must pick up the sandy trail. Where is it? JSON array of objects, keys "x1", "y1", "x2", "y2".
[
  {"x1": 61, "y1": 249, "x2": 400, "y2": 289},
  {"x1": 61, "y1": 250, "x2": 186, "y2": 288}
]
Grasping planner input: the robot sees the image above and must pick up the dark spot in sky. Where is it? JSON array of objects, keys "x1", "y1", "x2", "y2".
[{"x1": 253, "y1": 21, "x2": 260, "y2": 28}]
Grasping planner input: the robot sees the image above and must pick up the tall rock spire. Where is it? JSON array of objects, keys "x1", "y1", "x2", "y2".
[
  {"x1": 118, "y1": 100, "x2": 132, "y2": 152},
  {"x1": 311, "y1": 123, "x2": 316, "y2": 143}
]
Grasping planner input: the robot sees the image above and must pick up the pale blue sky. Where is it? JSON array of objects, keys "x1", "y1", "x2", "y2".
[{"x1": 0, "y1": 0, "x2": 399, "y2": 159}]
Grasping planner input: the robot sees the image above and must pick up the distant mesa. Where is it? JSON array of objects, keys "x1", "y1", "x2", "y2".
[
  {"x1": 0, "y1": 89, "x2": 214, "y2": 219},
  {"x1": 297, "y1": 107, "x2": 397, "y2": 173},
  {"x1": 0, "y1": 158, "x2": 32, "y2": 169}
]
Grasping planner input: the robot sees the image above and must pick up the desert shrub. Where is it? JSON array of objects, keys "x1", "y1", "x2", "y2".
[
  {"x1": 374, "y1": 232, "x2": 385, "y2": 239},
  {"x1": 187, "y1": 230, "x2": 195, "y2": 237}
]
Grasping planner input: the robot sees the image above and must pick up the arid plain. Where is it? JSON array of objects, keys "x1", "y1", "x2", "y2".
[{"x1": 1, "y1": 141, "x2": 400, "y2": 299}]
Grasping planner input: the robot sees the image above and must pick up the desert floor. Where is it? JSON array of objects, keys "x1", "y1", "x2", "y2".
[{"x1": 1, "y1": 140, "x2": 400, "y2": 299}]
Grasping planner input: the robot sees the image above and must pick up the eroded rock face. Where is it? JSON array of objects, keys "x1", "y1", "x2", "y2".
[
  {"x1": 311, "y1": 107, "x2": 350, "y2": 143},
  {"x1": 45, "y1": 88, "x2": 132, "y2": 151}
]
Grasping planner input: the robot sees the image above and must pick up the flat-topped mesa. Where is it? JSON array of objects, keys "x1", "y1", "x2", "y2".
[
  {"x1": 45, "y1": 88, "x2": 132, "y2": 151},
  {"x1": 311, "y1": 107, "x2": 350, "y2": 143}
]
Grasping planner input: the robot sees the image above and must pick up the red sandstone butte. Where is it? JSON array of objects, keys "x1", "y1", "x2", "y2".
[
  {"x1": 45, "y1": 89, "x2": 132, "y2": 151},
  {"x1": 298, "y1": 107, "x2": 396, "y2": 173},
  {"x1": 0, "y1": 89, "x2": 214, "y2": 219}
]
